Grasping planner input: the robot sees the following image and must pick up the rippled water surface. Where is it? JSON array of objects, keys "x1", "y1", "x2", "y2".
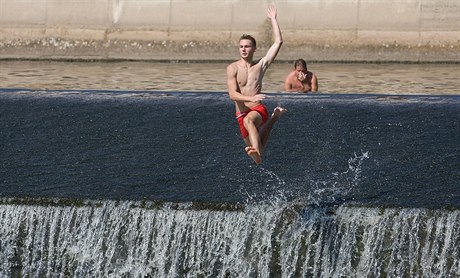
[{"x1": 1, "y1": 60, "x2": 459, "y2": 94}]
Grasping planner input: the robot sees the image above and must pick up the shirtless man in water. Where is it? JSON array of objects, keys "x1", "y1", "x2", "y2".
[
  {"x1": 284, "y1": 59, "x2": 318, "y2": 93},
  {"x1": 226, "y1": 5, "x2": 287, "y2": 164}
]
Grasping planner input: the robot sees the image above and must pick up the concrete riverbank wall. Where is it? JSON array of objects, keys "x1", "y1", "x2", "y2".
[{"x1": 0, "y1": 0, "x2": 459, "y2": 62}]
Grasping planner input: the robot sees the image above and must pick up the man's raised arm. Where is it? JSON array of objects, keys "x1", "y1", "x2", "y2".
[{"x1": 262, "y1": 5, "x2": 283, "y2": 67}]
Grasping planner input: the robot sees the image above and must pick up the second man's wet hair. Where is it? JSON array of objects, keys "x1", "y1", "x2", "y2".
[
  {"x1": 294, "y1": 59, "x2": 307, "y2": 68},
  {"x1": 240, "y1": 34, "x2": 257, "y2": 48}
]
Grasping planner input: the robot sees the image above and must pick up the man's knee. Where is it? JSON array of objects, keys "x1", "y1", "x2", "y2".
[
  {"x1": 243, "y1": 112, "x2": 261, "y2": 128},
  {"x1": 243, "y1": 116, "x2": 254, "y2": 128}
]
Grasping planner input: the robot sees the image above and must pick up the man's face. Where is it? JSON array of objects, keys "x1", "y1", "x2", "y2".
[
  {"x1": 295, "y1": 65, "x2": 308, "y2": 75},
  {"x1": 239, "y1": 39, "x2": 256, "y2": 59}
]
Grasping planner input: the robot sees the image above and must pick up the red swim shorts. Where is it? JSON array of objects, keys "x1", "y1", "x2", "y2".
[{"x1": 235, "y1": 104, "x2": 269, "y2": 138}]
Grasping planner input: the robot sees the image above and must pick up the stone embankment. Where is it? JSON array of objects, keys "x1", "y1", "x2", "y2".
[{"x1": 1, "y1": 0, "x2": 458, "y2": 62}]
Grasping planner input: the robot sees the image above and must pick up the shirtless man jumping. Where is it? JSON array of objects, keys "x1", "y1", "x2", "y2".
[{"x1": 226, "y1": 5, "x2": 287, "y2": 164}]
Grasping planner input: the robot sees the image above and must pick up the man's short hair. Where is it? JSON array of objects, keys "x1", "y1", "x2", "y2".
[
  {"x1": 294, "y1": 59, "x2": 307, "y2": 68},
  {"x1": 240, "y1": 34, "x2": 257, "y2": 48}
]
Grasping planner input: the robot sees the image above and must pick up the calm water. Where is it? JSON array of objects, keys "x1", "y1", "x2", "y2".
[
  {"x1": 1, "y1": 90, "x2": 458, "y2": 207},
  {"x1": 1, "y1": 60, "x2": 459, "y2": 94}
]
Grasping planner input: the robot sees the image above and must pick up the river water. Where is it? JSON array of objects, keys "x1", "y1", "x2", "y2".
[
  {"x1": 0, "y1": 60, "x2": 459, "y2": 277},
  {"x1": 1, "y1": 60, "x2": 459, "y2": 94}
]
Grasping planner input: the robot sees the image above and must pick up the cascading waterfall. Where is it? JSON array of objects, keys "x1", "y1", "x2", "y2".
[
  {"x1": 1, "y1": 91, "x2": 459, "y2": 277},
  {"x1": 0, "y1": 199, "x2": 458, "y2": 277}
]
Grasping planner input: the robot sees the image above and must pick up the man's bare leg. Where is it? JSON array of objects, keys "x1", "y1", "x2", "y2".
[
  {"x1": 245, "y1": 146, "x2": 262, "y2": 164},
  {"x1": 243, "y1": 107, "x2": 286, "y2": 164},
  {"x1": 258, "y1": 107, "x2": 287, "y2": 154},
  {"x1": 243, "y1": 111, "x2": 264, "y2": 164}
]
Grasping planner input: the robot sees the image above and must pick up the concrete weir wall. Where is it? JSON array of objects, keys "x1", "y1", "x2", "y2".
[{"x1": 0, "y1": 0, "x2": 459, "y2": 62}]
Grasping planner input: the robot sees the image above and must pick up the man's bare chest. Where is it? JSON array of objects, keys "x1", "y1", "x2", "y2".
[{"x1": 237, "y1": 65, "x2": 262, "y2": 87}]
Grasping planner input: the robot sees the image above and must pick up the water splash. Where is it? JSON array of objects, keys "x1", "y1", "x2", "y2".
[
  {"x1": 305, "y1": 151, "x2": 370, "y2": 206},
  {"x1": 239, "y1": 166, "x2": 289, "y2": 206},
  {"x1": 239, "y1": 151, "x2": 370, "y2": 207}
]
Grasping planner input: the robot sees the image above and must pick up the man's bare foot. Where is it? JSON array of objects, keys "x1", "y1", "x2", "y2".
[
  {"x1": 245, "y1": 146, "x2": 262, "y2": 164},
  {"x1": 272, "y1": 107, "x2": 287, "y2": 119}
]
